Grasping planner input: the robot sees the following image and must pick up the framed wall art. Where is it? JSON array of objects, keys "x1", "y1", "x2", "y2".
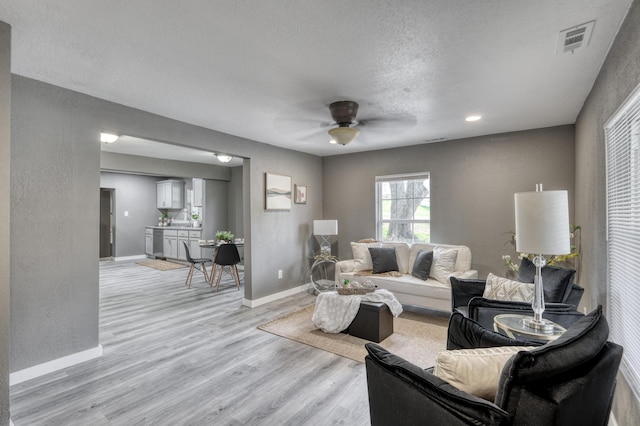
[
  {"x1": 265, "y1": 172, "x2": 292, "y2": 210},
  {"x1": 294, "y1": 184, "x2": 308, "y2": 204}
]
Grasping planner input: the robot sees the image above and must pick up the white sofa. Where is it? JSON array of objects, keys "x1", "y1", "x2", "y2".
[{"x1": 335, "y1": 242, "x2": 478, "y2": 312}]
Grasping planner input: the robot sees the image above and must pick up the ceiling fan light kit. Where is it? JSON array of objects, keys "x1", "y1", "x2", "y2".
[
  {"x1": 328, "y1": 126, "x2": 360, "y2": 145},
  {"x1": 328, "y1": 100, "x2": 360, "y2": 145}
]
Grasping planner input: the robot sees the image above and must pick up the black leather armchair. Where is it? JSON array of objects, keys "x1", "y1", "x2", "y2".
[
  {"x1": 365, "y1": 307, "x2": 623, "y2": 426},
  {"x1": 451, "y1": 274, "x2": 585, "y2": 330}
]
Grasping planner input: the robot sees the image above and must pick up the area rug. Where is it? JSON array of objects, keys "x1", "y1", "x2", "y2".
[
  {"x1": 258, "y1": 305, "x2": 449, "y2": 367},
  {"x1": 136, "y1": 259, "x2": 187, "y2": 271}
]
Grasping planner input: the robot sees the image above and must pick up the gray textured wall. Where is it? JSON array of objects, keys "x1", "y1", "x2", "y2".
[
  {"x1": 101, "y1": 151, "x2": 231, "y2": 181},
  {"x1": 575, "y1": 0, "x2": 640, "y2": 423},
  {"x1": 99, "y1": 173, "x2": 164, "y2": 258},
  {"x1": 11, "y1": 77, "x2": 101, "y2": 371},
  {"x1": 10, "y1": 75, "x2": 322, "y2": 372},
  {"x1": 323, "y1": 125, "x2": 575, "y2": 279},
  {"x1": 0, "y1": 20, "x2": 10, "y2": 426},
  {"x1": 228, "y1": 166, "x2": 244, "y2": 238},
  {"x1": 202, "y1": 178, "x2": 229, "y2": 241}
]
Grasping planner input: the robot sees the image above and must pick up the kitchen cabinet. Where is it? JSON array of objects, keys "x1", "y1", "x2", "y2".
[
  {"x1": 145, "y1": 228, "x2": 154, "y2": 255},
  {"x1": 193, "y1": 178, "x2": 203, "y2": 207},
  {"x1": 178, "y1": 230, "x2": 202, "y2": 260},
  {"x1": 157, "y1": 180, "x2": 184, "y2": 209},
  {"x1": 163, "y1": 229, "x2": 179, "y2": 259}
]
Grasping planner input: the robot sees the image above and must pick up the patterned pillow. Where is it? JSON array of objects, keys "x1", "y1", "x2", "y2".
[
  {"x1": 482, "y1": 273, "x2": 534, "y2": 302},
  {"x1": 351, "y1": 242, "x2": 373, "y2": 271},
  {"x1": 433, "y1": 346, "x2": 535, "y2": 400},
  {"x1": 430, "y1": 247, "x2": 458, "y2": 284}
]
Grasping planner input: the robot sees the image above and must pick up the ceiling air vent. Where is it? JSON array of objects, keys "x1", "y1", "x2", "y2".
[{"x1": 556, "y1": 20, "x2": 595, "y2": 54}]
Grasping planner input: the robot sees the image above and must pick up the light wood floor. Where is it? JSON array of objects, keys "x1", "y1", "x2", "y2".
[{"x1": 10, "y1": 260, "x2": 371, "y2": 425}]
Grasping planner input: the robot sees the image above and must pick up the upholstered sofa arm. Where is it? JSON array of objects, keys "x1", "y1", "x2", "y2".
[
  {"x1": 335, "y1": 259, "x2": 355, "y2": 274},
  {"x1": 450, "y1": 270, "x2": 479, "y2": 280},
  {"x1": 468, "y1": 297, "x2": 584, "y2": 330},
  {"x1": 450, "y1": 277, "x2": 486, "y2": 311},
  {"x1": 364, "y1": 343, "x2": 510, "y2": 425},
  {"x1": 446, "y1": 312, "x2": 542, "y2": 350},
  {"x1": 565, "y1": 283, "x2": 585, "y2": 308}
]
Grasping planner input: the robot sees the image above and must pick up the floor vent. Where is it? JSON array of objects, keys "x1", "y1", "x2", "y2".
[{"x1": 557, "y1": 21, "x2": 595, "y2": 54}]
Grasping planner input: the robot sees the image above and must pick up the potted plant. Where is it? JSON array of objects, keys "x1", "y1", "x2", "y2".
[{"x1": 215, "y1": 230, "x2": 234, "y2": 243}]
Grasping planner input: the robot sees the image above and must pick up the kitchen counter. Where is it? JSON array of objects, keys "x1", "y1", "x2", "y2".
[{"x1": 146, "y1": 225, "x2": 202, "y2": 230}]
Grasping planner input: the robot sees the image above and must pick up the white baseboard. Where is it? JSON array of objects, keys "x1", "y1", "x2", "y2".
[
  {"x1": 243, "y1": 283, "x2": 309, "y2": 308},
  {"x1": 609, "y1": 413, "x2": 618, "y2": 426},
  {"x1": 10, "y1": 345, "x2": 103, "y2": 386},
  {"x1": 114, "y1": 254, "x2": 147, "y2": 262}
]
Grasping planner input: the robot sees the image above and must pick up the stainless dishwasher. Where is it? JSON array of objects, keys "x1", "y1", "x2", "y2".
[{"x1": 153, "y1": 228, "x2": 164, "y2": 258}]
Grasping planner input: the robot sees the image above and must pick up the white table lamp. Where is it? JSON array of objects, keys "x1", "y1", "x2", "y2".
[
  {"x1": 514, "y1": 184, "x2": 570, "y2": 332},
  {"x1": 313, "y1": 220, "x2": 338, "y2": 257}
]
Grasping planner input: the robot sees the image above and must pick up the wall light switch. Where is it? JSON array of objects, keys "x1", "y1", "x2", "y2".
[
  {"x1": 124, "y1": 211, "x2": 129, "y2": 216},
  {"x1": 278, "y1": 270, "x2": 283, "y2": 279}
]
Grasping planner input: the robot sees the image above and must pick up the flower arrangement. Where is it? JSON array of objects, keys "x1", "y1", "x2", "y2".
[
  {"x1": 215, "y1": 230, "x2": 234, "y2": 242},
  {"x1": 191, "y1": 210, "x2": 199, "y2": 221},
  {"x1": 502, "y1": 225, "x2": 581, "y2": 278}
]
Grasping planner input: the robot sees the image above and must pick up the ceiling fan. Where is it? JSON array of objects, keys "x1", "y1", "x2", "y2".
[{"x1": 327, "y1": 100, "x2": 361, "y2": 145}]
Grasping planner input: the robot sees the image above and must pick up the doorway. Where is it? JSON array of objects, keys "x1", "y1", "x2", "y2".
[{"x1": 100, "y1": 188, "x2": 114, "y2": 259}]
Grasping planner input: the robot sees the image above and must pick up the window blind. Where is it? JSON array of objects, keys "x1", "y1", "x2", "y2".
[{"x1": 605, "y1": 82, "x2": 640, "y2": 399}]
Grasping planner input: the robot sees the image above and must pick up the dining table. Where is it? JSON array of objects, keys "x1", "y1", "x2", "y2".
[{"x1": 199, "y1": 241, "x2": 245, "y2": 285}]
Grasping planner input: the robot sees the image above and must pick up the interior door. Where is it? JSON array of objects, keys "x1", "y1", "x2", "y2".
[{"x1": 100, "y1": 188, "x2": 113, "y2": 259}]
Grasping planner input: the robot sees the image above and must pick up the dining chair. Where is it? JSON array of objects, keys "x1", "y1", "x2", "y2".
[
  {"x1": 183, "y1": 242, "x2": 210, "y2": 288},
  {"x1": 210, "y1": 243, "x2": 242, "y2": 291}
]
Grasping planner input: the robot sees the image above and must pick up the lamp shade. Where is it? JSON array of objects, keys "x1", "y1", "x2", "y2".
[
  {"x1": 313, "y1": 220, "x2": 338, "y2": 236},
  {"x1": 328, "y1": 127, "x2": 359, "y2": 145},
  {"x1": 514, "y1": 190, "x2": 570, "y2": 255}
]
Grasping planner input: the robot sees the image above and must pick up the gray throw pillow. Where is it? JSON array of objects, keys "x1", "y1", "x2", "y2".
[
  {"x1": 517, "y1": 257, "x2": 576, "y2": 303},
  {"x1": 412, "y1": 249, "x2": 433, "y2": 280},
  {"x1": 369, "y1": 247, "x2": 399, "y2": 274}
]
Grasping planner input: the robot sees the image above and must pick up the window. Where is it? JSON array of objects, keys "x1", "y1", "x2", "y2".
[
  {"x1": 375, "y1": 172, "x2": 430, "y2": 243},
  {"x1": 605, "y1": 82, "x2": 640, "y2": 398}
]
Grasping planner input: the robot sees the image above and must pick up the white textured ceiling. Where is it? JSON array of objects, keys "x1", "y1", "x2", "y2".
[{"x1": 0, "y1": 0, "x2": 634, "y2": 158}]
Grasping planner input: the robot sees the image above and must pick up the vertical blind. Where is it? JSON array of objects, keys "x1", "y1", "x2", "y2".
[{"x1": 605, "y1": 82, "x2": 640, "y2": 399}]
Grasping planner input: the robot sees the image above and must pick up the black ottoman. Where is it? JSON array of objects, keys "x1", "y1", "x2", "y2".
[{"x1": 344, "y1": 301, "x2": 394, "y2": 343}]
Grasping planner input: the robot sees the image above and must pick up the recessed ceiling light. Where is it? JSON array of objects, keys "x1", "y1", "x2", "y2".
[
  {"x1": 465, "y1": 115, "x2": 482, "y2": 122},
  {"x1": 329, "y1": 139, "x2": 338, "y2": 144},
  {"x1": 100, "y1": 132, "x2": 119, "y2": 143}
]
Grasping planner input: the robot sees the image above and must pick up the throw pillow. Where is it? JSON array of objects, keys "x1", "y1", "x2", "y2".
[
  {"x1": 433, "y1": 346, "x2": 535, "y2": 401},
  {"x1": 411, "y1": 249, "x2": 433, "y2": 280},
  {"x1": 369, "y1": 247, "x2": 399, "y2": 274},
  {"x1": 482, "y1": 273, "x2": 534, "y2": 303},
  {"x1": 430, "y1": 247, "x2": 458, "y2": 284},
  {"x1": 351, "y1": 242, "x2": 374, "y2": 271},
  {"x1": 517, "y1": 257, "x2": 576, "y2": 303}
]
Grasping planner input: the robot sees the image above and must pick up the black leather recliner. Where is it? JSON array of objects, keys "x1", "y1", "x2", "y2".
[{"x1": 365, "y1": 307, "x2": 623, "y2": 426}]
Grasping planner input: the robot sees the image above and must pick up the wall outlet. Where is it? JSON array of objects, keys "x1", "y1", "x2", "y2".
[
  {"x1": 124, "y1": 211, "x2": 129, "y2": 216},
  {"x1": 278, "y1": 270, "x2": 283, "y2": 279}
]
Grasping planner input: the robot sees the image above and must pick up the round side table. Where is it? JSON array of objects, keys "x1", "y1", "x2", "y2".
[
  {"x1": 494, "y1": 313, "x2": 566, "y2": 341},
  {"x1": 310, "y1": 255, "x2": 338, "y2": 293}
]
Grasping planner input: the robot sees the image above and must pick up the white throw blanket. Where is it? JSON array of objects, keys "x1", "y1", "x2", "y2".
[{"x1": 311, "y1": 289, "x2": 403, "y2": 333}]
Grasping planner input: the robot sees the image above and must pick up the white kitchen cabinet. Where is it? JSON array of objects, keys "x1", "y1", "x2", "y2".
[
  {"x1": 193, "y1": 178, "x2": 204, "y2": 207},
  {"x1": 177, "y1": 230, "x2": 189, "y2": 260},
  {"x1": 189, "y1": 230, "x2": 202, "y2": 258},
  {"x1": 157, "y1": 180, "x2": 184, "y2": 209},
  {"x1": 145, "y1": 233, "x2": 153, "y2": 256},
  {"x1": 163, "y1": 229, "x2": 179, "y2": 259}
]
